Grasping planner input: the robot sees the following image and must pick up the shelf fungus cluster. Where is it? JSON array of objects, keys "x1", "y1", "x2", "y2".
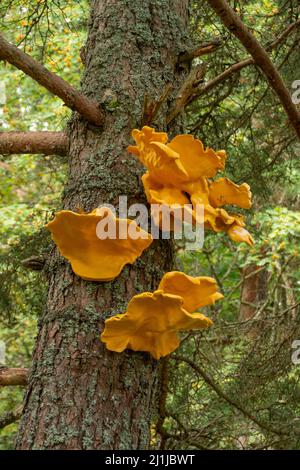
[
  {"x1": 101, "y1": 271, "x2": 223, "y2": 359},
  {"x1": 128, "y1": 126, "x2": 253, "y2": 246}
]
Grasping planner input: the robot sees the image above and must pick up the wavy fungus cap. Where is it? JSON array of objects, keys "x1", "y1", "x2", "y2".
[
  {"x1": 142, "y1": 171, "x2": 253, "y2": 245},
  {"x1": 158, "y1": 271, "x2": 224, "y2": 312},
  {"x1": 129, "y1": 126, "x2": 254, "y2": 246},
  {"x1": 128, "y1": 127, "x2": 188, "y2": 184},
  {"x1": 141, "y1": 172, "x2": 202, "y2": 230},
  {"x1": 101, "y1": 271, "x2": 223, "y2": 359},
  {"x1": 46, "y1": 207, "x2": 153, "y2": 281}
]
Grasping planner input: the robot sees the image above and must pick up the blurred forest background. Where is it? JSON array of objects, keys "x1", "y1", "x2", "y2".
[{"x1": 0, "y1": 0, "x2": 299, "y2": 450}]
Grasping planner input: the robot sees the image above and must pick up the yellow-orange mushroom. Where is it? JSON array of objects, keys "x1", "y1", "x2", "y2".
[
  {"x1": 46, "y1": 207, "x2": 153, "y2": 281},
  {"x1": 101, "y1": 271, "x2": 223, "y2": 359},
  {"x1": 208, "y1": 177, "x2": 252, "y2": 209},
  {"x1": 227, "y1": 224, "x2": 254, "y2": 246},
  {"x1": 128, "y1": 126, "x2": 225, "y2": 185}
]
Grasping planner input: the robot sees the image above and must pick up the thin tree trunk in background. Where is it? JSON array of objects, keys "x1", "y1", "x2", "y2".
[
  {"x1": 239, "y1": 265, "x2": 268, "y2": 322},
  {"x1": 16, "y1": 0, "x2": 191, "y2": 450}
]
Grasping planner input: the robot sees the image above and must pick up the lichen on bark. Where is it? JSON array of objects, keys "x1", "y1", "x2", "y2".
[{"x1": 16, "y1": 0, "x2": 191, "y2": 450}]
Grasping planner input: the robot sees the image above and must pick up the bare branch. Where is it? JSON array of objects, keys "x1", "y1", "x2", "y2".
[
  {"x1": 0, "y1": 131, "x2": 68, "y2": 156},
  {"x1": 21, "y1": 256, "x2": 46, "y2": 271},
  {"x1": 206, "y1": 0, "x2": 300, "y2": 139},
  {"x1": 142, "y1": 83, "x2": 173, "y2": 126},
  {"x1": 0, "y1": 34, "x2": 105, "y2": 127},
  {"x1": 0, "y1": 405, "x2": 22, "y2": 430},
  {"x1": 169, "y1": 20, "x2": 299, "y2": 123},
  {"x1": 267, "y1": 18, "x2": 300, "y2": 50},
  {"x1": 198, "y1": 58, "x2": 252, "y2": 97},
  {"x1": 0, "y1": 367, "x2": 28, "y2": 386},
  {"x1": 179, "y1": 38, "x2": 223, "y2": 62}
]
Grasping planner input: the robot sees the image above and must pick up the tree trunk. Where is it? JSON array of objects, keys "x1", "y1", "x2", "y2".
[{"x1": 16, "y1": 0, "x2": 191, "y2": 450}]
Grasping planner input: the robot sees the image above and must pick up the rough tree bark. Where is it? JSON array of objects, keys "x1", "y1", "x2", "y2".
[
  {"x1": 0, "y1": 131, "x2": 68, "y2": 156},
  {"x1": 16, "y1": 0, "x2": 191, "y2": 450}
]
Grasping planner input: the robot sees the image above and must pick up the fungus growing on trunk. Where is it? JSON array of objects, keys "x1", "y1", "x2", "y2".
[{"x1": 100, "y1": 271, "x2": 223, "y2": 359}]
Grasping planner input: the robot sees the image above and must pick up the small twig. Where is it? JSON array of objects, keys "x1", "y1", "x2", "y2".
[
  {"x1": 202, "y1": 248, "x2": 224, "y2": 292},
  {"x1": 192, "y1": 18, "x2": 300, "y2": 102},
  {"x1": 266, "y1": 18, "x2": 300, "y2": 51},
  {"x1": 0, "y1": 131, "x2": 68, "y2": 156},
  {"x1": 198, "y1": 59, "x2": 252, "y2": 98},
  {"x1": 190, "y1": 74, "x2": 239, "y2": 131},
  {"x1": 172, "y1": 355, "x2": 288, "y2": 437},
  {"x1": 167, "y1": 64, "x2": 207, "y2": 124},
  {"x1": 21, "y1": 256, "x2": 46, "y2": 271}
]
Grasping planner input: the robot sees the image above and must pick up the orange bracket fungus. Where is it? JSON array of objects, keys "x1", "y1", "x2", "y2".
[
  {"x1": 128, "y1": 126, "x2": 254, "y2": 245},
  {"x1": 46, "y1": 207, "x2": 153, "y2": 281},
  {"x1": 101, "y1": 271, "x2": 223, "y2": 359}
]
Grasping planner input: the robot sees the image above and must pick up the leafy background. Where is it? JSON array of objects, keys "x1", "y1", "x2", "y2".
[{"x1": 0, "y1": 0, "x2": 299, "y2": 449}]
